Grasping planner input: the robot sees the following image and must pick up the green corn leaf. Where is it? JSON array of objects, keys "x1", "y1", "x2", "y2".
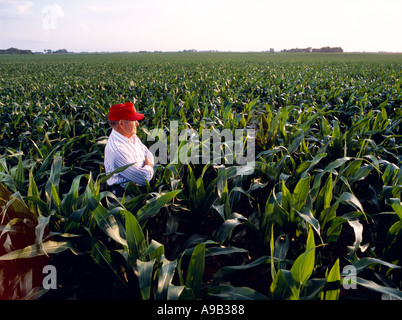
[
  {"x1": 390, "y1": 198, "x2": 402, "y2": 220},
  {"x1": 205, "y1": 245, "x2": 248, "y2": 257},
  {"x1": 336, "y1": 192, "x2": 364, "y2": 211},
  {"x1": 135, "y1": 259, "x2": 156, "y2": 300},
  {"x1": 136, "y1": 189, "x2": 182, "y2": 223},
  {"x1": 0, "y1": 240, "x2": 73, "y2": 260},
  {"x1": 216, "y1": 212, "x2": 248, "y2": 243},
  {"x1": 0, "y1": 157, "x2": 8, "y2": 174},
  {"x1": 0, "y1": 218, "x2": 22, "y2": 239},
  {"x1": 217, "y1": 166, "x2": 227, "y2": 198},
  {"x1": 187, "y1": 165, "x2": 197, "y2": 204},
  {"x1": 50, "y1": 182, "x2": 63, "y2": 214},
  {"x1": 90, "y1": 240, "x2": 117, "y2": 277},
  {"x1": 293, "y1": 172, "x2": 311, "y2": 211},
  {"x1": 342, "y1": 159, "x2": 363, "y2": 178},
  {"x1": 288, "y1": 129, "x2": 304, "y2": 154},
  {"x1": 310, "y1": 172, "x2": 324, "y2": 202},
  {"x1": 274, "y1": 234, "x2": 290, "y2": 271},
  {"x1": 91, "y1": 204, "x2": 127, "y2": 247},
  {"x1": 290, "y1": 227, "x2": 315, "y2": 288},
  {"x1": 156, "y1": 257, "x2": 178, "y2": 300},
  {"x1": 324, "y1": 259, "x2": 340, "y2": 300},
  {"x1": 213, "y1": 255, "x2": 271, "y2": 284},
  {"x1": 2, "y1": 191, "x2": 34, "y2": 221},
  {"x1": 270, "y1": 269, "x2": 299, "y2": 300},
  {"x1": 27, "y1": 170, "x2": 40, "y2": 214},
  {"x1": 270, "y1": 226, "x2": 276, "y2": 281},
  {"x1": 296, "y1": 153, "x2": 327, "y2": 176},
  {"x1": 221, "y1": 182, "x2": 231, "y2": 219},
  {"x1": 62, "y1": 174, "x2": 86, "y2": 217},
  {"x1": 353, "y1": 277, "x2": 402, "y2": 300},
  {"x1": 208, "y1": 285, "x2": 269, "y2": 300},
  {"x1": 97, "y1": 163, "x2": 136, "y2": 184},
  {"x1": 345, "y1": 257, "x2": 401, "y2": 276},
  {"x1": 125, "y1": 193, "x2": 148, "y2": 213},
  {"x1": 185, "y1": 243, "x2": 206, "y2": 297},
  {"x1": 85, "y1": 183, "x2": 127, "y2": 246},
  {"x1": 349, "y1": 164, "x2": 373, "y2": 183},
  {"x1": 13, "y1": 156, "x2": 25, "y2": 193},
  {"x1": 167, "y1": 286, "x2": 185, "y2": 300},
  {"x1": 296, "y1": 208, "x2": 321, "y2": 239},
  {"x1": 45, "y1": 156, "x2": 62, "y2": 206},
  {"x1": 35, "y1": 214, "x2": 51, "y2": 245},
  {"x1": 141, "y1": 239, "x2": 165, "y2": 262},
  {"x1": 316, "y1": 171, "x2": 332, "y2": 214},
  {"x1": 281, "y1": 180, "x2": 292, "y2": 213},
  {"x1": 382, "y1": 163, "x2": 399, "y2": 185},
  {"x1": 323, "y1": 157, "x2": 352, "y2": 172},
  {"x1": 24, "y1": 196, "x2": 50, "y2": 217},
  {"x1": 212, "y1": 204, "x2": 225, "y2": 221},
  {"x1": 27, "y1": 170, "x2": 39, "y2": 198},
  {"x1": 347, "y1": 219, "x2": 363, "y2": 257},
  {"x1": 33, "y1": 145, "x2": 61, "y2": 181},
  {"x1": 125, "y1": 211, "x2": 146, "y2": 265}
]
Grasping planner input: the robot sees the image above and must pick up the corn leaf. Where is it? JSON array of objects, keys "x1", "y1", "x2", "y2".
[
  {"x1": 296, "y1": 207, "x2": 321, "y2": 238},
  {"x1": 62, "y1": 174, "x2": 86, "y2": 217},
  {"x1": 208, "y1": 285, "x2": 269, "y2": 300},
  {"x1": 270, "y1": 269, "x2": 299, "y2": 300},
  {"x1": 216, "y1": 212, "x2": 247, "y2": 243},
  {"x1": 167, "y1": 286, "x2": 185, "y2": 300},
  {"x1": 13, "y1": 156, "x2": 25, "y2": 193},
  {"x1": 390, "y1": 198, "x2": 402, "y2": 220},
  {"x1": 27, "y1": 170, "x2": 39, "y2": 213},
  {"x1": 0, "y1": 240, "x2": 72, "y2": 260},
  {"x1": 156, "y1": 257, "x2": 178, "y2": 300},
  {"x1": 213, "y1": 255, "x2": 271, "y2": 284},
  {"x1": 185, "y1": 243, "x2": 205, "y2": 297},
  {"x1": 293, "y1": 172, "x2": 310, "y2": 211},
  {"x1": 125, "y1": 210, "x2": 146, "y2": 265},
  {"x1": 324, "y1": 259, "x2": 340, "y2": 300},
  {"x1": 290, "y1": 227, "x2": 315, "y2": 288},
  {"x1": 136, "y1": 189, "x2": 182, "y2": 223},
  {"x1": 135, "y1": 258, "x2": 156, "y2": 300},
  {"x1": 354, "y1": 277, "x2": 402, "y2": 300}
]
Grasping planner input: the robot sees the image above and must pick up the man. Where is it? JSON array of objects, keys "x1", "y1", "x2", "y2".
[{"x1": 104, "y1": 102, "x2": 154, "y2": 197}]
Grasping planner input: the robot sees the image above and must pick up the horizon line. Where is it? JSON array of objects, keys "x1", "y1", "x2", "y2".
[{"x1": 2, "y1": 47, "x2": 402, "y2": 55}]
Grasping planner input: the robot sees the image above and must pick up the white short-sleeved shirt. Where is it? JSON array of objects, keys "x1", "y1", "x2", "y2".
[{"x1": 104, "y1": 129, "x2": 154, "y2": 186}]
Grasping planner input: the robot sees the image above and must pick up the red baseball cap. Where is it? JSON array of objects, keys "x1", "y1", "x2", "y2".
[{"x1": 108, "y1": 102, "x2": 144, "y2": 121}]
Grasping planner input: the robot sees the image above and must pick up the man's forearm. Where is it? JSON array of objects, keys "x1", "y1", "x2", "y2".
[{"x1": 114, "y1": 157, "x2": 154, "y2": 186}]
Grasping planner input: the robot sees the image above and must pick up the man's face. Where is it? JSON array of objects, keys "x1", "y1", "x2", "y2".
[{"x1": 119, "y1": 119, "x2": 139, "y2": 138}]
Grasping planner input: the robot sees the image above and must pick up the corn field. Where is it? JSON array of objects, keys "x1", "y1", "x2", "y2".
[{"x1": 0, "y1": 52, "x2": 401, "y2": 300}]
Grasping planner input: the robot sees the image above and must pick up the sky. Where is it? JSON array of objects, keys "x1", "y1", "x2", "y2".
[{"x1": 0, "y1": 0, "x2": 401, "y2": 53}]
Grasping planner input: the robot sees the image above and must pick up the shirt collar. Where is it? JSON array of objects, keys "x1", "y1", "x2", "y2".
[{"x1": 111, "y1": 129, "x2": 137, "y2": 143}]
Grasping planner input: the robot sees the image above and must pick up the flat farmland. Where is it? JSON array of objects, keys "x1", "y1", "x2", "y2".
[{"x1": 0, "y1": 52, "x2": 401, "y2": 300}]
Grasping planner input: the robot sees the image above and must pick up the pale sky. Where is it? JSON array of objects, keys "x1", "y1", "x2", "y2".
[{"x1": 0, "y1": 0, "x2": 401, "y2": 53}]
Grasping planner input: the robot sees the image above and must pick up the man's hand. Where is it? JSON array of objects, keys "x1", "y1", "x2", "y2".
[{"x1": 143, "y1": 157, "x2": 153, "y2": 167}]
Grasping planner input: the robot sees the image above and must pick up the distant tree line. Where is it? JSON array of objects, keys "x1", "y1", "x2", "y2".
[
  {"x1": 0, "y1": 47, "x2": 33, "y2": 54},
  {"x1": 43, "y1": 49, "x2": 69, "y2": 54},
  {"x1": 0, "y1": 48, "x2": 71, "y2": 54},
  {"x1": 281, "y1": 46, "x2": 343, "y2": 53}
]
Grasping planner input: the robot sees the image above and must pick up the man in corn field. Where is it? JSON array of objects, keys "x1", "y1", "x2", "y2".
[{"x1": 104, "y1": 102, "x2": 154, "y2": 197}]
